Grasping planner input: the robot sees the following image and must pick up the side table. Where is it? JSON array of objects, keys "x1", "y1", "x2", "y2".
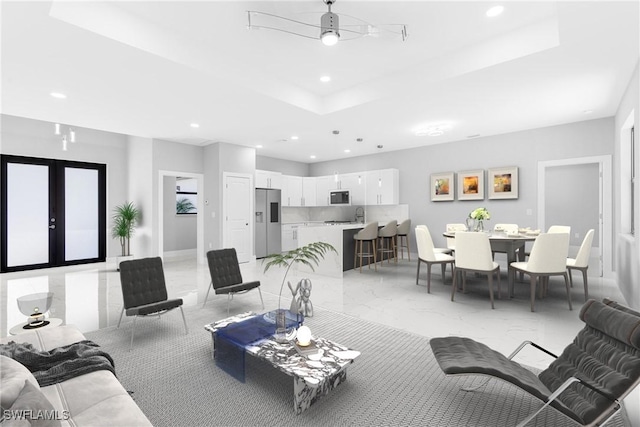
[{"x1": 9, "y1": 318, "x2": 64, "y2": 336}]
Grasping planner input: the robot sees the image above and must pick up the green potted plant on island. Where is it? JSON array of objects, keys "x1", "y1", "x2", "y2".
[
  {"x1": 262, "y1": 241, "x2": 337, "y2": 341},
  {"x1": 112, "y1": 201, "x2": 141, "y2": 269}
]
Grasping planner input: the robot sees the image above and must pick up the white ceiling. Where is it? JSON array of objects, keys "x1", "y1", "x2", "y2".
[{"x1": 2, "y1": 1, "x2": 638, "y2": 163}]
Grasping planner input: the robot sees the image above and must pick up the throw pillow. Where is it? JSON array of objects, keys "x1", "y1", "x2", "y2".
[
  {"x1": 4, "y1": 380, "x2": 61, "y2": 427},
  {"x1": 0, "y1": 355, "x2": 40, "y2": 410}
]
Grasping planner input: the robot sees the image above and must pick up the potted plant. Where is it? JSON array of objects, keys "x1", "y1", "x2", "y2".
[
  {"x1": 112, "y1": 201, "x2": 141, "y2": 268},
  {"x1": 262, "y1": 241, "x2": 336, "y2": 341}
]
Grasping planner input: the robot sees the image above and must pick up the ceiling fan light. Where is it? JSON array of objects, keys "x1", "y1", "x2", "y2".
[{"x1": 320, "y1": 11, "x2": 340, "y2": 46}]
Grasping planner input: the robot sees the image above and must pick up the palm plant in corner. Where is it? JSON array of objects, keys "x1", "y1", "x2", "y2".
[
  {"x1": 262, "y1": 241, "x2": 337, "y2": 342},
  {"x1": 112, "y1": 201, "x2": 141, "y2": 269}
]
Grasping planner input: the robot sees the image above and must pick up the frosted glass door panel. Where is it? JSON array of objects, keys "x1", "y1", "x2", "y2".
[
  {"x1": 65, "y1": 168, "x2": 99, "y2": 261},
  {"x1": 7, "y1": 163, "x2": 49, "y2": 267}
]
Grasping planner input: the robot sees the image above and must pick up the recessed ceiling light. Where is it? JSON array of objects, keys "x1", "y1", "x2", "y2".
[
  {"x1": 310, "y1": 155, "x2": 316, "y2": 159},
  {"x1": 190, "y1": 123, "x2": 200, "y2": 128},
  {"x1": 467, "y1": 134, "x2": 481, "y2": 139},
  {"x1": 583, "y1": 110, "x2": 593, "y2": 114},
  {"x1": 50, "y1": 92, "x2": 67, "y2": 99},
  {"x1": 256, "y1": 145, "x2": 263, "y2": 148},
  {"x1": 344, "y1": 149, "x2": 351, "y2": 153},
  {"x1": 320, "y1": 76, "x2": 331, "y2": 83},
  {"x1": 291, "y1": 135, "x2": 299, "y2": 140},
  {"x1": 486, "y1": 6, "x2": 504, "y2": 17}
]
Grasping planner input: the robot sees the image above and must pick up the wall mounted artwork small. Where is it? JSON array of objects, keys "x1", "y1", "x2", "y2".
[
  {"x1": 431, "y1": 172, "x2": 455, "y2": 201},
  {"x1": 457, "y1": 169, "x2": 484, "y2": 201},
  {"x1": 488, "y1": 166, "x2": 518, "y2": 199}
]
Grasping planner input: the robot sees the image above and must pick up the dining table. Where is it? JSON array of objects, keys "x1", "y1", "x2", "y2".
[{"x1": 443, "y1": 230, "x2": 538, "y2": 295}]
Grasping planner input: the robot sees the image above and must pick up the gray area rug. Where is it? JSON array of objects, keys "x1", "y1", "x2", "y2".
[{"x1": 85, "y1": 306, "x2": 628, "y2": 427}]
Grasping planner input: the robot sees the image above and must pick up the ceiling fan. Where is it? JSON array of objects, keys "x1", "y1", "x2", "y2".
[{"x1": 247, "y1": 0, "x2": 408, "y2": 46}]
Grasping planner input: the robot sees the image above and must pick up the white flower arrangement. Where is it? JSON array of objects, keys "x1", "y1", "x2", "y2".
[{"x1": 469, "y1": 207, "x2": 491, "y2": 221}]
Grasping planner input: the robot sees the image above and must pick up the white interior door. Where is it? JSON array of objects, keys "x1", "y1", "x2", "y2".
[{"x1": 223, "y1": 173, "x2": 253, "y2": 263}]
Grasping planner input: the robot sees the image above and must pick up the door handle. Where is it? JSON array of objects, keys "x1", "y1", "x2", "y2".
[{"x1": 49, "y1": 224, "x2": 56, "y2": 229}]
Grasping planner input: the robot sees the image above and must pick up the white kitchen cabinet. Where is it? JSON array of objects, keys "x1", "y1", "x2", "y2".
[
  {"x1": 340, "y1": 172, "x2": 366, "y2": 206},
  {"x1": 282, "y1": 175, "x2": 303, "y2": 207},
  {"x1": 302, "y1": 177, "x2": 317, "y2": 207},
  {"x1": 315, "y1": 176, "x2": 331, "y2": 206},
  {"x1": 255, "y1": 170, "x2": 282, "y2": 189},
  {"x1": 281, "y1": 224, "x2": 300, "y2": 251},
  {"x1": 365, "y1": 169, "x2": 399, "y2": 205}
]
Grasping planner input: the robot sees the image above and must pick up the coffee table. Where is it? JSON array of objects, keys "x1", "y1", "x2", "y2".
[{"x1": 204, "y1": 311, "x2": 360, "y2": 414}]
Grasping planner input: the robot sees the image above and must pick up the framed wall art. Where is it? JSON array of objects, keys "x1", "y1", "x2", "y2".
[
  {"x1": 488, "y1": 166, "x2": 518, "y2": 199},
  {"x1": 457, "y1": 169, "x2": 484, "y2": 200},
  {"x1": 430, "y1": 172, "x2": 454, "y2": 201}
]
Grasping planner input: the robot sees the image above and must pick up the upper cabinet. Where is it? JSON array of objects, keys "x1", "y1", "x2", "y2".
[
  {"x1": 339, "y1": 173, "x2": 366, "y2": 206},
  {"x1": 255, "y1": 170, "x2": 282, "y2": 189},
  {"x1": 282, "y1": 175, "x2": 303, "y2": 207},
  {"x1": 302, "y1": 177, "x2": 317, "y2": 207},
  {"x1": 315, "y1": 176, "x2": 331, "y2": 206},
  {"x1": 365, "y1": 169, "x2": 399, "y2": 205},
  {"x1": 260, "y1": 168, "x2": 398, "y2": 206}
]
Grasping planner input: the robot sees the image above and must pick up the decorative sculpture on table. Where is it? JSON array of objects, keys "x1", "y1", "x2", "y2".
[
  {"x1": 288, "y1": 278, "x2": 314, "y2": 317},
  {"x1": 17, "y1": 292, "x2": 54, "y2": 329},
  {"x1": 263, "y1": 242, "x2": 336, "y2": 342}
]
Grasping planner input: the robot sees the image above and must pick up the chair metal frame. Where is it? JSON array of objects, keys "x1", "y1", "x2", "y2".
[
  {"x1": 203, "y1": 248, "x2": 264, "y2": 314},
  {"x1": 117, "y1": 257, "x2": 189, "y2": 351}
]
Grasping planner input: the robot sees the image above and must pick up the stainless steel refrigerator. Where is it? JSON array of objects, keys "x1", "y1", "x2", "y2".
[{"x1": 255, "y1": 188, "x2": 281, "y2": 258}]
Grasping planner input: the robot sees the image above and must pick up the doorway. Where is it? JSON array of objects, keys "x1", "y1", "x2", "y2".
[
  {"x1": 1, "y1": 155, "x2": 106, "y2": 272},
  {"x1": 157, "y1": 170, "x2": 204, "y2": 264},
  {"x1": 538, "y1": 155, "x2": 612, "y2": 277}
]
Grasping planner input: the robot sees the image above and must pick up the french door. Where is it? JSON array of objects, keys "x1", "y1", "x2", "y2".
[{"x1": 1, "y1": 155, "x2": 106, "y2": 272}]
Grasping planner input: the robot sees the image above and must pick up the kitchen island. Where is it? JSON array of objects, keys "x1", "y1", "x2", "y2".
[{"x1": 296, "y1": 223, "x2": 373, "y2": 278}]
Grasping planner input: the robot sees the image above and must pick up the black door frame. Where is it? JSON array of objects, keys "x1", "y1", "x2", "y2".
[{"x1": 1, "y1": 155, "x2": 107, "y2": 272}]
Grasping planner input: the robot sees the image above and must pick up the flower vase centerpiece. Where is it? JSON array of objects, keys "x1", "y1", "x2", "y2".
[
  {"x1": 469, "y1": 207, "x2": 491, "y2": 232},
  {"x1": 262, "y1": 242, "x2": 337, "y2": 342}
]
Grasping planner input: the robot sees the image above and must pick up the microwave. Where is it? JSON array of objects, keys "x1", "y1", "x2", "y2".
[{"x1": 330, "y1": 190, "x2": 350, "y2": 205}]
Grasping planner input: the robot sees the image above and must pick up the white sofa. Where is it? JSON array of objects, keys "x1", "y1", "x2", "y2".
[{"x1": 1, "y1": 325, "x2": 151, "y2": 427}]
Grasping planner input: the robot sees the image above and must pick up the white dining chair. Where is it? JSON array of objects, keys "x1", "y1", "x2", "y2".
[
  {"x1": 445, "y1": 223, "x2": 467, "y2": 253},
  {"x1": 451, "y1": 232, "x2": 501, "y2": 309},
  {"x1": 415, "y1": 226, "x2": 455, "y2": 293},
  {"x1": 509, "y1": 233, "x2": 571, "y2": 312},
  {"x1": 567, "y1": 229, "x2": 595, "y2": 301},
  {"x1": 520, "y1": 225, "x2": 571, "y2": 280},
  {"x1": 417, "y1": 225, "x2": 452, "y2": 255}
]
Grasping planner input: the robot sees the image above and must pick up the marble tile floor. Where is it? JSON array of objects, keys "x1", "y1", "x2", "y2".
[{"x1": 0, "y1": 252, "x2": 626, "y2": 372}]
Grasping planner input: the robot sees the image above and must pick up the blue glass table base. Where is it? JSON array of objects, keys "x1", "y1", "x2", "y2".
[{"x1": 204, "y1": 311, "x2": 360, "y2": 414}]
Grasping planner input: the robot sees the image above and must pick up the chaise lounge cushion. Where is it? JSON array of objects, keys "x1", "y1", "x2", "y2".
[{"x1": 431, "y1": 299, "x2": 640, "y2": 426}]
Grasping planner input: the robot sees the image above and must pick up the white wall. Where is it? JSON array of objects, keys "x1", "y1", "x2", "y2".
[
  {"x1": 614, "y1": 63, "x2": 640, "y2": 312},
  {"x1": 257, "y1": 155, "x2": 309, "y2": 176},
  {"x1": 127, "y1": 136, "x2": 153, "y2": 258}
]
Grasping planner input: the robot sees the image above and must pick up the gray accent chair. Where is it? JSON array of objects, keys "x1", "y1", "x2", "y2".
[
  {"x1": 203, "y1": 248, "x2": 264, "y2": 314},
  {"x1": 118, "y1": 257, "x2": 188, "y2": 350},
  {"x1": 430, "y1": 298, "x2": 640, "y2": 426}
]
